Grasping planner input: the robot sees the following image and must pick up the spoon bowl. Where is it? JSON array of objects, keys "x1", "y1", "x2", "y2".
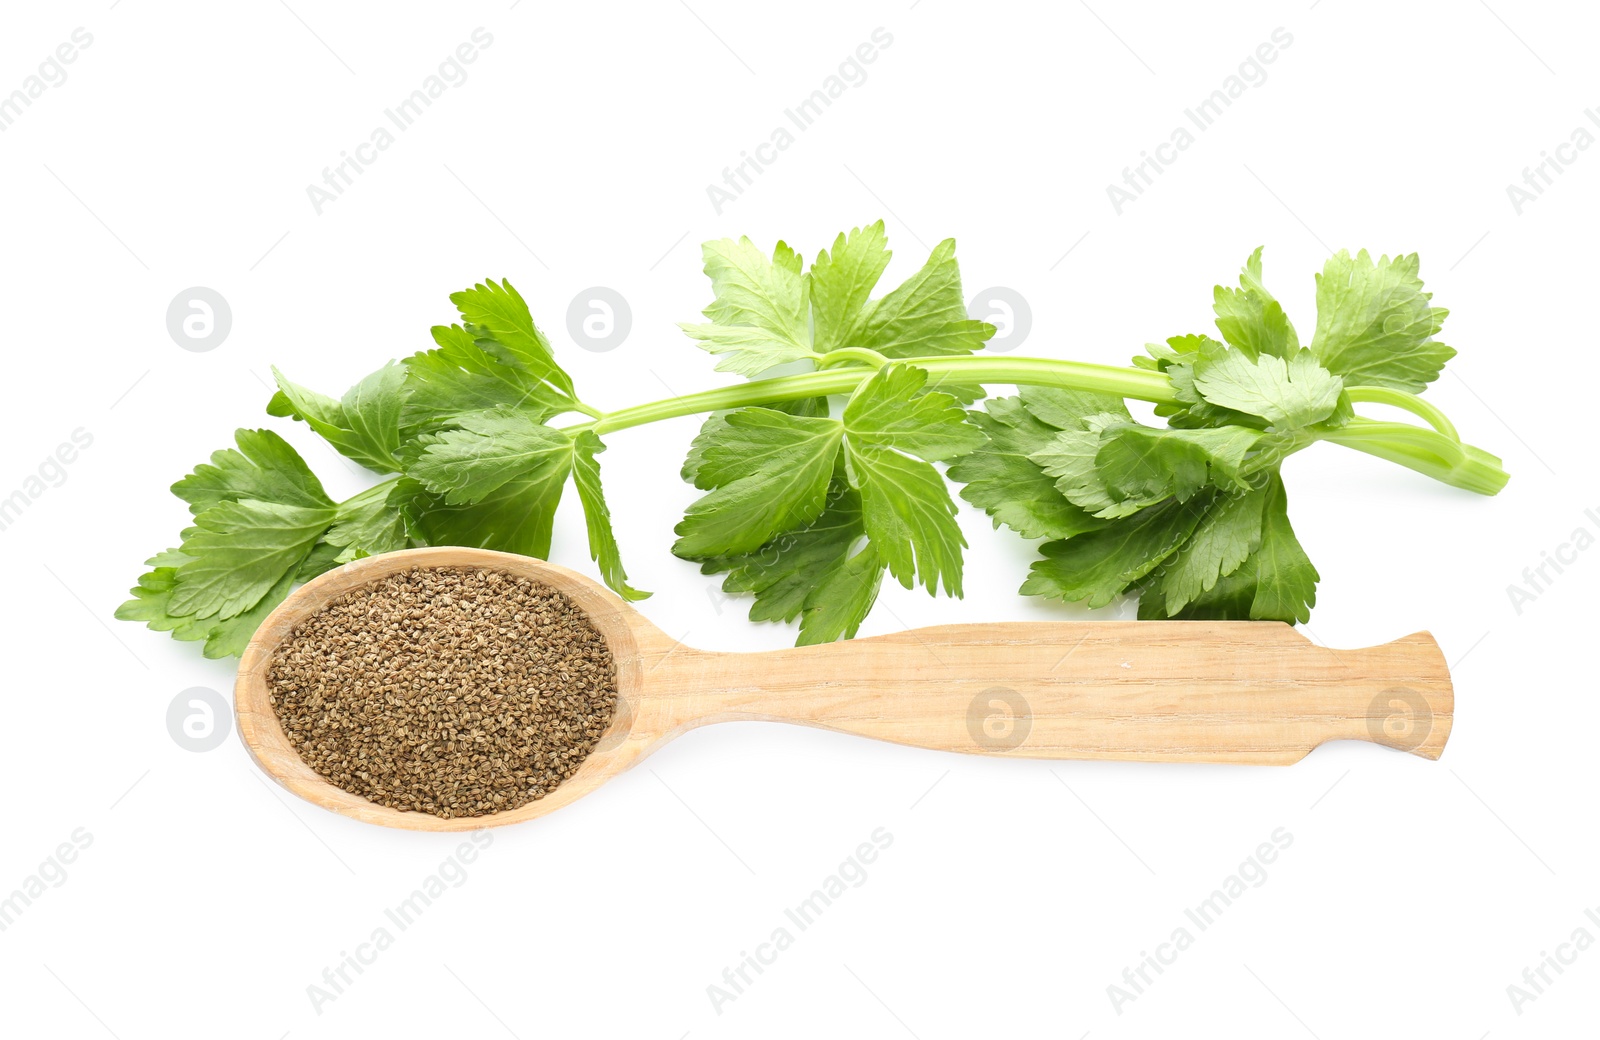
[
  {"x1": 237, "y1": 546, "x2": 1453, "y2": 832},
  {"x1": 237, "y1": 547, "x2": 676, "y2": 832}
]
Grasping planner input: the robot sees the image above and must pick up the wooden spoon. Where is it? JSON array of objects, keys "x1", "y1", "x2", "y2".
[{"x1": 236, "y1": 547, "x2": 1453, "y2": 832}]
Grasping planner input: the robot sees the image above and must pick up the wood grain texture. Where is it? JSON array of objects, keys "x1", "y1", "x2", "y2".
[{"x1": 237, "y1": 547, "x2": 1453, "y2": 831}]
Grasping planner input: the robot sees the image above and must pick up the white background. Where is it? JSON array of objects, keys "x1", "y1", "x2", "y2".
[{"x1": 0, "y1": 0, "x2": 1594, "y2": 1036}]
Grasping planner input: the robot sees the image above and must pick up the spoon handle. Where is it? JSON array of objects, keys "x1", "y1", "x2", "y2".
[{"x1": 669, "y1": 622, "x2": 1451, "y2": 763}]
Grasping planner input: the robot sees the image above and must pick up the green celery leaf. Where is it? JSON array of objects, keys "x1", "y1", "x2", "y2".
[
  {"x1": 1022, "y1": 495, "x2": 1211, "y2": 608},
  {"x1": 1160, "y1": 366, "x2": 1269, "y2": 430},
  {"x1": 169, "y1": 499, "x2": 338, "y2": 620},
  {"x1": 1192, "y1": 347, "x2": 1343, "y2": 430},
  {"x1": 854, "y1": 238, "x2": 994, "y2": 358},
  {"x1": 703, "y1": 481, "x2": 859, "y2": 623},
  {"x1": 682, "y1": 399, "x2": 833, "y2": 486},
  {"x1": 1139, "y1": 336, "x2": 1197, "y2": 369},
  {"x1": 1149, "y1": 483, "x2": 1267, "y2": 613},
  {"x1": 686, "y1": 409, "x2": 841, "y2": 490},
  {"x1": 674, "y1": 407, "x2": 844, "y2": 558},
  {"x1": 1016, "y1": 385, "x2": 1131, "y2": 429},
  {"x1": 837, "y1": 363, "x2": 980, "y2": 595},
  {"x1": 799, "y1": 541, "x2": 884, "y2": 644},
  {"x1": 1137, "y1": 553, "x2": 1259, "y2": 620},
  {"x1": 295, "y1": 539, "x2": 344, "y2": 582},
  {"x1": 681, "y1": 227, "x2": 991, "y2": 378},
  {"x1": 398, "y1": 447, "x2": 571, "y2": 561},
  {"x1": 1029, "y1": 404, "x2": 1256, "y2": 520},
  {"x1": 680, "y1": 237, "x2": 813, "y2": 375},
  {"x1": 1141, "y1": 332, "x2": 1229, "y2": 373},
  {"x1": 450, "y1": 278, "x2": 576, "y2": 398},
  {"x1": 1311, "y1": 249, "x2": 1454, "y2": 392},
  {"x1": 676, "y1": 322, "x2": 812, "y2": 377},
  {"x1": 1212, "y1": 247, "x2": 1299, "y2": 360},
  {"x1": 571, "y1": 430, "x2": 649, "y2": 600},
  {"x1": 847, "y1": 444, "x2": 966, "y2": 596},
  {"x1": 386, "y1": 477, "x2": 432, "y2": 544},
  {"x1": 324, "y1": 485, "x2": 412, "y2": 562},
  {"x1": 770, "y1": 396, "x2": 832, "y2": 418},
  {"x1": 171, "y1": 429, "x2": 333, "y2": 515},
  {"x1": 918, "y1": 372, "x2": 987, "y2": 406},
  {"x1": 842, "y1": 364, "x2": 985, "y2": 462},
  {"x1": 1137, "y1": 473, "x2": 1318, "y2": 622},
  {"x1": 702, "y1": 479, "x2": 885, "y2": 643},
  {"x1": 948, "y1": 395, "x2": 1105, "y2": 541},
  {"x1": 403, "y1": 323, "x2": 573, "y2": 430},
  {"x1": 1032, "y1": 423, "x2": 1164, "y2": 519},
  {"x1": 680, "y1": 413, "x2": 732, "y2": 485},
  {"x1": 268, "y1": 362, "x2": 405, "y2": 473},
  {"x1": 808, "y1": 221, "x2": 892, "y2": 354},
  {"x1": 116, "y1": 553, "x2": 201, "y2": 636},
  {"x1": 1322, "y1": 389, "x2": 1356, "y2": 429},
  {"x1": 116, "y1": 554, "x2": 297, "y2": 659},
  {"x1": 337, "y1": 363, "x2": 407, "y2": 467},
  {"x1": 1151, "y1": 335, "x2": 1271, "y2": 431},
  {"x1": 407, "y1": 406, "x2": 574, "y2": 505},
  {"x1": 1093, "y1": 424, "x2": 1263, "y2": 503},
  {"x1": 140, "y1": 430, "x2": 338, "y2": 646},
  {"x1": 197, "y1": 572, "x2": 298, "y2": 658},
  {"x1": 1248, "y1": 472, "x2": 1320, "y2": 623}
]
